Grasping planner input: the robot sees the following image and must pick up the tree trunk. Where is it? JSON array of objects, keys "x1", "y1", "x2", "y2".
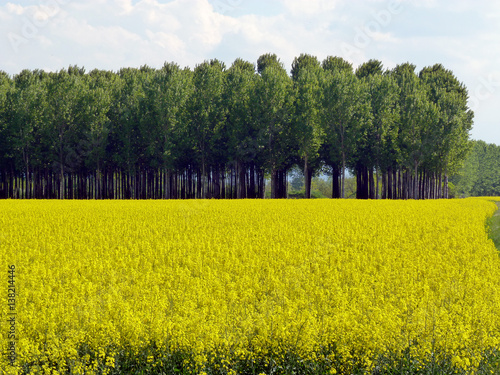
[
  {"x1": 414, "y1": 160, "x2": 419, "y2": 200},
  {"x1": 304, "y1": 155, "x2": 311, "y2": 199},
  {"x1": 60, "y1": 154, "x2": 65, "y2": 199},
  {"x1": 248, "y1": 163, "x2": 255, "y2": 199},
  {"x1": 369, "y1": 168, "x2": 375, "y2": 199},
  {"x1": 23, "y1": 151, "x2": 30, "y2": 199},
  {"x1": 332, "y1": 165, "x2": 340, "y2": 199},
  {"x1": 271, "y1": 165, "x2": 276, "y2": 199},
  {"x1": 444, "y1": 170, "x2": 449, "y2": 199},
  {"x1": 238, "y1": 161, "x2": 246, "y2": 199},
  {"x1": 438, "y1": 173, "x2": 442, "y2": 199},
  {"x1": 259, "y1": 170, "x2": 265, "y2": 199},
  {"x1": 341, "y1": 152, "x2": 346, "y2": 199}
]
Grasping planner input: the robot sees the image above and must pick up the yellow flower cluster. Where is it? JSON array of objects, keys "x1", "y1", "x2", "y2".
[{"x1": 2, "y1": 198, "x2": 500, "y2": 374}]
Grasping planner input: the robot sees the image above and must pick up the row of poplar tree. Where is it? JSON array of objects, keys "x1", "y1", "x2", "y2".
[{"x1": 0, "y1": 53, "x2": 473, "y2": 200}]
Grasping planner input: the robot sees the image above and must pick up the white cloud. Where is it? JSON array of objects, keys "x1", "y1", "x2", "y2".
[
  {"x1": 279, "y1": 0, "x2": 339, "y2": 16},
  {"x1": 0, "y1": 0, "x2": 342, "y2": 73},
  {"x1": 5, "y1": 3, "x2": 24, "y2": 15},
  {"x1": 409, "y1": 0, "x2": 439, "y2": 8},
  {"x1": 113, "y1": 0, "x2": 135, "y2": 15}
]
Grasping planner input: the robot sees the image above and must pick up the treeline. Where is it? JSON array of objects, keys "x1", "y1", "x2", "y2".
[
  {"x1": 452, "y1": 140, "x2": 500, "y2": 197},
  {"x1": 0, "y1": 54, "x2": 473, "y2": 200}
]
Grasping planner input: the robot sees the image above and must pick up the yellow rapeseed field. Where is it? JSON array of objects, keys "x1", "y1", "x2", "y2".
[{"x1": 2, "y1": 198, "x2": 500, "y2": 374}]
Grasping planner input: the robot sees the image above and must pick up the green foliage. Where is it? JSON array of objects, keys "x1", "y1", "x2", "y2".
[
  {"x1": 355, "y1": 59, "x2": 383, "y2": 79},
  {"x1": 452, "y1": 140, "x2": 500, "y2": 197},
  {"x1": 22, "y1": 342, "x2": 500, "y2": 374},
  {"x1": 486, "y1": 202, "x2": 500, "y2": 251},
  {"x1": 419, "y1": 63, "x2": 473, "y2": 178},
  {"x1": 0, "y1": 72, "x2": 13, "y2": 173},
  {"x1": 141, "y1": 62, "x2": 194, "y2": 171},
  {"x1": 224, "y1": 58, "x2": 259, "y2": 164},
  {"x1": 255, "y1": 61, "x2": 295, "y2": 172},
  {"x1": 287, "y1": 174, "x2": 330, "y2": 199},
  {"x1": 257, "y1": 53, "x2": 284, "y2": 74},
  {"x1": 322, "y1": 56, "x2": 353, "y2": 74},
  {"x1": 364, "y1": 73, "x2": 400, "y2": 172}
]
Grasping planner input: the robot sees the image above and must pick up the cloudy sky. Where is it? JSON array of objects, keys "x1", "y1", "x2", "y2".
[{"x1": 1, "y1": 0, "x2": 499, "y2": 144}]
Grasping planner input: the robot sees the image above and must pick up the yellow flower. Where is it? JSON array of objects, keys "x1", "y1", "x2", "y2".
[{"x1": 3, "y1": 198, "x2": 500, "y2": 372}]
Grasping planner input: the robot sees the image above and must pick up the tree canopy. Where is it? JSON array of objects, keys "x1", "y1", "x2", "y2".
[
  {"x1": 451, "y1": 140, "x2": 500, "y2": 197},
  {"x1": 0, "y1": 55, "x2": 474, "y2": 199}
]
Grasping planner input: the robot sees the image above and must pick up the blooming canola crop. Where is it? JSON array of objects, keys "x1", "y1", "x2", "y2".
[{"x1": 2, "y1": 198, "x2": 500, "y2": 374}]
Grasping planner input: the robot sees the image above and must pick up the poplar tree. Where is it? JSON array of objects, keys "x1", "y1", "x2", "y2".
[{"x1": 291, "y1": 54, "x2": 324, "y2": 199}]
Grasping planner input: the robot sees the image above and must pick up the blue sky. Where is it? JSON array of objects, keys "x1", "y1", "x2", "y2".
[{"x1": 1, "y1": 0, "x2": 499, "y2": 144}]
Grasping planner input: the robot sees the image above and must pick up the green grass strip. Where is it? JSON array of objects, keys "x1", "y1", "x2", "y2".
[{"x1": 487, "y1": 202, "x2": 500, "y2": 250}]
